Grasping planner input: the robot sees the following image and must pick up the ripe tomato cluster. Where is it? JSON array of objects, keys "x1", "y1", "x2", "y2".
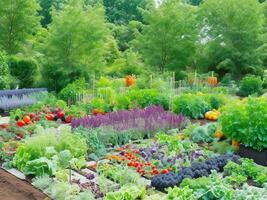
[
  {"x1": 114, "y1": 145, "x2": 171, "y2": 177},
  {"x1": 16, "y1": 104, "x2": 74, "y2": 127}
]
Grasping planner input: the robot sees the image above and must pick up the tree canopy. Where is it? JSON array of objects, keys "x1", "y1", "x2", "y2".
[
  {"x1": 134, "y1": 0, "x2": 198, "y2": 72},
  {"x1": 40, "y1": 0, "x2": 112, "y2": 91},
  {"x1": 0, "y1": 0, "x2": 40, "y2": 54},
  {"x1": 198, "y1": 0, "x2": 265, "y2": 78},
  {"x1": 1, "y1": 0, "x2": 267, "y2": 90}
]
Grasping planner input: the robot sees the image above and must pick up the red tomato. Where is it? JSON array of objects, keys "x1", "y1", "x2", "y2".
[
  {"x1": 29, "y1": 113, "x2": 35, "y2": 119},
  {"x1": 23, "y1": 115, "x2": 31, "y2": 124},
  {"x1": 65, "y1": 115, "x2": 73, "y2": 123},
  {"x1": 127, "y1": 162, "x2": 133, "y2": 167},
  {"x1": 45, "y1": 114, "x2": 54, "y2": 121},
  {"x1": 152, "y1": 169, "x2": 159, "y2": 175},
  {"x1": 57, "y1": 111, "x2": 65, "y2": 119},
  {"x1": 161, "y1": 169, "x2": 169, "y2": 174},
  {"x1": 17, "y1": 120, "x2": 26, "y2": 127}
]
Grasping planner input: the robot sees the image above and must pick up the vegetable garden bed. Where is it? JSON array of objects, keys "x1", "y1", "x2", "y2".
[{"x1": 0, "y1": 84, "x2": 267, "y2": 199}]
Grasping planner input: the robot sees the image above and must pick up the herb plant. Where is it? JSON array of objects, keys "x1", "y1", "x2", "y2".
[{"x1": 219, "y1": 97, "x2": 267, "y2": 151}]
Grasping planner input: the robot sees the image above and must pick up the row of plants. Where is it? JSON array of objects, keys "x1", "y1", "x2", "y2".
[{"x1": 101, "y1": 133, "x2": 215, "y2": 179}]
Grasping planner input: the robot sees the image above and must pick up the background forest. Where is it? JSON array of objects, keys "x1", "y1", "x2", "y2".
[{"x1": 0, "y1": 0, "x2": 267, "y2": 92}]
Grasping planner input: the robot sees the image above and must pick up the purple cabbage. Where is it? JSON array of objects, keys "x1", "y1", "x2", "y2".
[{"x1": 71, "y1": 106, "x2": 186, "y2": 133}]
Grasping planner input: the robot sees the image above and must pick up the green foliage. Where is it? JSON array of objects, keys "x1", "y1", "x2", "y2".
[
  {"x1": 59, "y1": 78, "x2": 87, "y2": 102},
  {"x1": 184, "y1": 0, "x2": 203, "y2": 6},
  {"x1": 13, "y1": 126, "x2": 87, "y2": 175},
  {"x1": 38, "y1": 0, "x2": 69, "y2": 27},
  {"x1": 0, "y1": 0, "x2": 40, "y2": 54},
  {"x1": 98, "y1": 163, "x2": 142, "y2": 186},
  {"x1": 263, "y1": 70, "x2": 267, "y2": 89},
  {"x1": 224, "y1": 159, "x2": 267, "y2": 187},
  {"x1": 110, "y1": 24, "x2": 136, "y2": 51},
  {"x1": 239, "y1": 74, "x2": 263, "y2": 96},
  {"x1": 24, "y1": 157, "x2": 57, "y2": 176},
  {"x1": 219, "y1": 97, "x2": 267, "y2": 151},
  {"x1": 191, "y1": 123, "x2": 217, "y2": 143},
  {"x1": 166, "y1": 186, "x2": 196, "y2": 200},
  {"x1": 134, "y1": 0, "x2": 198, "y2": 72},
  {"x1": 8, "y1": 56, "x2": 38, "y2": 88},
  {"x1": 198, "y1": 0, "x2": 265, "y2": 77},
  {"x1": 0, "y1": 51, "x2": 12, "y2": 89},
  {"x1": 67, "y1": 102, "x2": 90, "y2": 117},
  {"x1": 235, "y1": 184, "x2": 267, "y2": 200},
  {"x1": 48, "y1": 181, "x2": 81, "y2": 200},
  {"x1": 104, "y1": 184, "x2": 146, "y2": 200},
  {"x1": 128, "y1": 89, "x2": 169, "y2": 109},
  {"x1": 224, "y1": 174, "x2": 247, "y2": 187},
  {"x1": 180, "y1": 171, "x2": 235, "y2": 200},
  {"x1": 74, "y1": 127, "x2": 144, "y2": 160},
  {"x1": 41, "y1": 0, "x2": 112, "y2": 91},
  {"x1": 91, "y1": 98, "x2": 111, "y2": 112},
  {"x1": 101, "y1": 0, "x2": 147, "y2": 25},
  {"x1": 203, "y1": 93, "x2": 228, "y2": 109},
  {"x1": 32, "y1": 175, "x2": 53, "y2": 191},
  {"x1": 106, "y1": 50, "x2": 145, "y2": 76},
  {"x1": 157, "y1": 132, "x2": 198, "y2": 155},
  {"x1": 173, "y1": 93, "x2": 211, "y2": 119},
  {"x1": 114, "y1": 95, "x2": 131, "y2": 110}
]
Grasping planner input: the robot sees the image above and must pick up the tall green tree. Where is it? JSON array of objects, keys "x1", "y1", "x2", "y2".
[
  {"x1": 134, "y1": 0, "x2": 198, "y2": 72},
  {"x1": 0, "y1": 0, "x2": 40, "y2": 54},
  {"x1": 101, "y1": 0, "x2": 148, "y2": 25},
  {"x1": 41, "y1": 0, "x2": 112, "y2": 91},
  {"x1": 38, "y1": 0, "x2": 68, "y2": 27},
  {"x1": 198, "y1": 0, "x2": 265, "y2": 78},
  {"x1": 0, "y1": 51, "x2": 12, "y2": 89}
]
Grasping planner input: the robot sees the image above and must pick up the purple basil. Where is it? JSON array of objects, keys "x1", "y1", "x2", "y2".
[{"x1": 71, "y1": 106, "x2": 186, "y2": 133}]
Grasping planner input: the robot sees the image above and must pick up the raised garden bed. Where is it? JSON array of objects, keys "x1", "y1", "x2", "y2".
[{"x1": 239, "y1": 144, "x2": 267, "y2": 166}]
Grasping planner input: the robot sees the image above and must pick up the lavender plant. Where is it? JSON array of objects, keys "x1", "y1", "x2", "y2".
[
  {"x1": 0, "y1": 89, "x2": 48, "y2": 110},
  {"x1": 72, "y1": 106, "x2": 186, "y2": 134},
  {"x1": 0, "y1": 88, "x2": 47, "y2": 97}
]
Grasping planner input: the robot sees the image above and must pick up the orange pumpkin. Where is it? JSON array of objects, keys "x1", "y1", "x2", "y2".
[
  {"x1": 232, "y1": 140, "x2": 240, "y2": 149},
  {"x1": 205, "y1": 109, "x2": 220, "y2": 121},
  {"x1": 214, "y1": 131, "x2": 224, "y2": 139},
  {"x1": 92, "y1": 108, "x2": 105, "y2": 116},
  {"x1": 125, "y1": 75, "x2": 136, "y2": 87},
  {"x1": 208, "y1": 76, "x2": 218, "y2": 86}
]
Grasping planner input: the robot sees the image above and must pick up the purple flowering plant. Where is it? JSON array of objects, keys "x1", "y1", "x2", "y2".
[{"x1": 72, "y1": 106, "x2": 187, "y2": 134}]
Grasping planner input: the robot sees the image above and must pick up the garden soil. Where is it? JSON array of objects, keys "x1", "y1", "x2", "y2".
[{"x1": 0, "y1": 168, "x2": 49, "y2": 200}]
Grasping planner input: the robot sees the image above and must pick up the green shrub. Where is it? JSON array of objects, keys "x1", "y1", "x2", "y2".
[
  {"x1": 203, "y1": 93, "x2": 228, "y2": 109},
  {"x1": 239, "y1": 75, "x2": 263, "y2": 96},
  {"x1": 97, "y1": 87, "x2": 115, "y2": 103},
  {"x1": 0, "y1": 51, "x2": 12, "y2": 89},
  {"x1": 90, "y1": 98, "x2": 111, "y2": 112},
  {"x1": 173, "y1": 94, "x2": 210, "y2": 119},
  {"x1": 59, "y1": 78, "x2": 87, "y2": 102},
  {"x1": 114, "y1": 95, "x2": 131, "y2": 110},
  {"x1": 219, "y1": 97, "x2": 267, "y2": 151},
  {"x1": 128, "y1": 89, "x2": 169, "y2": 109},
  {"x1": 8, "y1": 56, "x2": 38, "y2": 88}
]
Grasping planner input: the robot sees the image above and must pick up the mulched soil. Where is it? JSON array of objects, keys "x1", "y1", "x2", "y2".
[{"x1": 0, "y1": 168, "x2": 49, "y2": 200}]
